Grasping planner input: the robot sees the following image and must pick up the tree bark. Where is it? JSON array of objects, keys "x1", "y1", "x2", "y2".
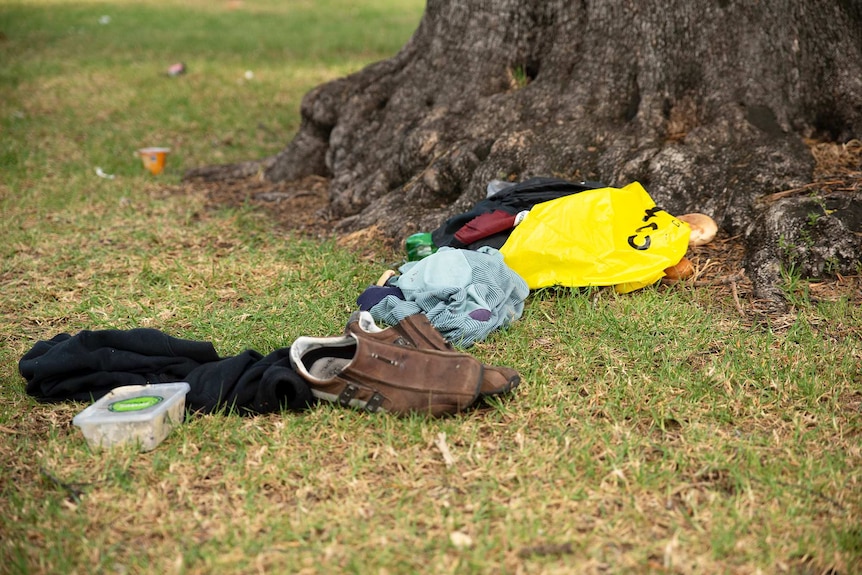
[{"x1": 188, "y1": 0, "x2": 862, "y2": 299}]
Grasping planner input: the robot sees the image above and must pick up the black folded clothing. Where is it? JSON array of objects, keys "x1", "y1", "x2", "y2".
[{"x1": 19, "y1": 328, "x2": 313, "y2": 415}]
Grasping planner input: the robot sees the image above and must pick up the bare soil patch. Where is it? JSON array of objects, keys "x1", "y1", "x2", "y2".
[{"x1": 192, "y1": 174, "x2": 339, "y2": 241}]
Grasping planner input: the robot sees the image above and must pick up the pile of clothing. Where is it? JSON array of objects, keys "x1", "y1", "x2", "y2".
[
  {"x1": 358, "y1": 246, "x2": 529, "y2": 347},
  {"x1": 20, "y1": 312, "x2": 519, "y2": 418},
  {"x1": 19, "y1": 176, "x2": 715, "y2": 423},
  {"x1": 359, "y1": 177, "x2": 698, "y2": 348}
]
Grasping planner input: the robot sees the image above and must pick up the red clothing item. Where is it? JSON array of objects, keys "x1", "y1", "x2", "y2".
[{"x1": 454, "y1": 210, "x2": 518, "y2": 245}]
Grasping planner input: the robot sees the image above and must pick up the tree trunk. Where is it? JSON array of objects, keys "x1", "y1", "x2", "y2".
[{"x1": 188, "y1": 0, "x2": 862, "y2": 299}]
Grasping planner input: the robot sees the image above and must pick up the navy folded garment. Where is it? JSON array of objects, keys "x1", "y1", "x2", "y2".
[
  {"x1": 19, "y1": 328, "x2": 313, "y2": 415},
  {"x1": 356, "y1": 285, "x2": 406, "y2": 311}
]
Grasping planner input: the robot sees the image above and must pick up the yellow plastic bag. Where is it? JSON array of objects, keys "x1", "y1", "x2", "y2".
[{"x1": 499, "y1": 182, "x2": 690, "y2": 293}]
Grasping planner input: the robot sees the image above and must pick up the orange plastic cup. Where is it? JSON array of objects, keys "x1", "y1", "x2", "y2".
[{"x1": 138, "y1": 147, "x2": 170, "y2": 175}]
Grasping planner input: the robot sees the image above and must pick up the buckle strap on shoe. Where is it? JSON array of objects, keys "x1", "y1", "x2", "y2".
[
  {"x1": 338, "y1": 385, "x2": 384, "y2": 412},
  {"x1": 338, "y1": 384, "x2": 358, "y2": 407},
  {"x1": 365, "y1": 392, "x2": 385, "y2": 413}
]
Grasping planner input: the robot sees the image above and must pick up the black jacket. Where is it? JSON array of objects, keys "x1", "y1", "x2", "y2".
[{"x1": 19, "y1": 328, "x2": 312, "y2": 415}]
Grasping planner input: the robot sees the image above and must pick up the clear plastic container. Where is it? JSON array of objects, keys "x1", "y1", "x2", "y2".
[{"x1": 72, "y1": 382, "x2": 190, "y2": 452}]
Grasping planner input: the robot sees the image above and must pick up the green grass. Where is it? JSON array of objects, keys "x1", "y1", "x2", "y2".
[{"x1": 2, "y1": 2, "x2": 861, "y2": 574}]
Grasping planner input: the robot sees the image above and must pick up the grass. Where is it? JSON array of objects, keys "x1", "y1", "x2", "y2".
[{"x1": 1, "y1": 2, "x2": 861, "y2": 574}]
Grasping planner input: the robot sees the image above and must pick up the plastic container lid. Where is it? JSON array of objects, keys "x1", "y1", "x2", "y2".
[{"x1": 72, "y1": 382, "x2": 190, "y2": 451}]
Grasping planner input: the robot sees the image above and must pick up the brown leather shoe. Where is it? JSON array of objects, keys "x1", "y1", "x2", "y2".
[
  {"x1": 345, "y1": 311, "x2": 520, "y2": 397},
  {"x1": 289, "y1": 332, "x2": 485, "y2": 416}
]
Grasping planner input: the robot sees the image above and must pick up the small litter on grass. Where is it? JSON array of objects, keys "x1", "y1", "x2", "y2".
[
  {"x1": 137, "y1": 147, "x2": 170, "y2": 175},
  {"x1": 95, "y1": 167, "x2": 115, "y2": 180},
  {"x1": 167, "y1": 62, "x2": 186, "y2": 77},
  {"x1": 449, "y1": 531, "x2": 474, "y2": 550},
  {"x1": 98, "y1": 15, "x2": 111, "y2": 25},
  {"x1": 435, "y1": 432, "x2": 456, "y2": 467}
]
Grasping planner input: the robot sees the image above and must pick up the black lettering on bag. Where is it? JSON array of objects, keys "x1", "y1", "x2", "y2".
[
  {"x1": 628, "y1": 222, "x2": 658, "y2": 250},
  {"x1": 642, "y1": 207, "x2": 664, "y2": 222},
  {"x1": 627, "y1": 206, "x2": 667, "y2": 250}
]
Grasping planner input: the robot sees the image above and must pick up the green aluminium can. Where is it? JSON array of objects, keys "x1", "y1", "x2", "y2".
[{"x1": 405, "y1": 232, "x2": 438, "y2": 261}]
